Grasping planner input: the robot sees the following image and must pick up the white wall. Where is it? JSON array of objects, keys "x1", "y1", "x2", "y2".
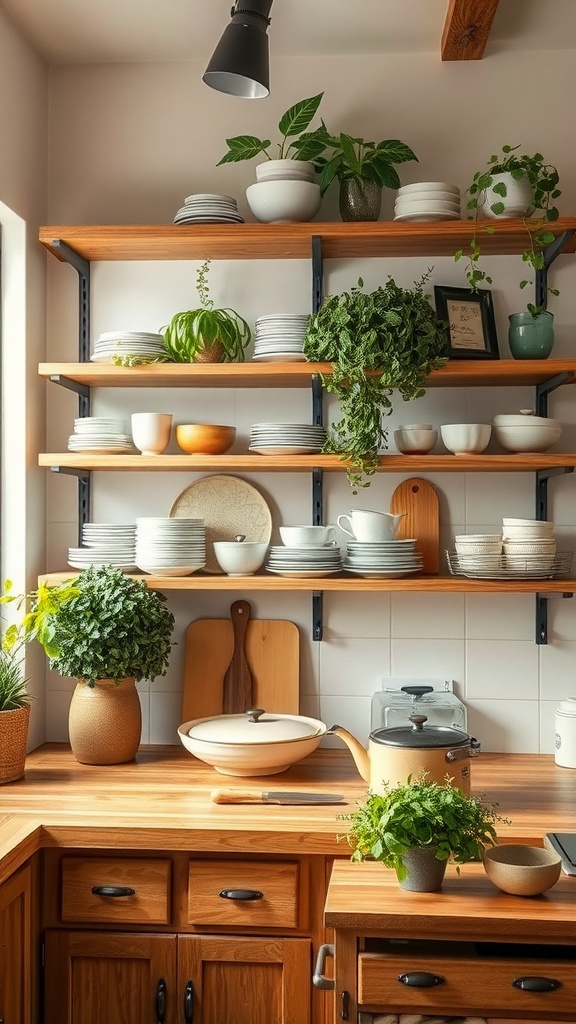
[
  {"x1": 0, "y1": 9, "x2": 49, "y2": 750},
  {"x1": 44, "y1": 49, "x2": 576, "y2": 754}
]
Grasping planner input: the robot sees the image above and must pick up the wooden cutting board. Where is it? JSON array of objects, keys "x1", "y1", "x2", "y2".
[
  {"x1": 182, "y1": 613, "x2": 300, "y2": 722},
  {"x1": 390, "y1": 477, "x2": 440, "y2": 574}
]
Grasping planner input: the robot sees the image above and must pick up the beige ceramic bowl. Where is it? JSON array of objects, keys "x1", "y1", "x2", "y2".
[
  {"x1": 176, "y1": 423, "x2": 236, "y2": 455},
  {"x1": 483, "y1": 844, "x2": 562, "y2": 896}
]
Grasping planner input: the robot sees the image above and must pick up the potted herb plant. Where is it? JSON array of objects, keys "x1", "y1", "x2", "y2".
[
  {"x1": 339, "y1": 775, "x2": 509, "y2": 892},
  {"x1": 0, "y1": 592, "x2": 33, "y2": 784},
  {"x1": 456, "y1": 144, "x2": 562, "y2": 329},
  {"x1": 303, "y1": 270, "x2": 448, "y2": 491},
  {"x1": 315, "y1": 133, "x2": 418, "y2": 221},
  {"x1": 4, "y1": 566, "x2": 174, "y2": 766},
  {"x1": 162, "y1": 259, "x2": 251, "y2": 363},
  {"x1": 217, "y1": 92, "x2": 328, "y2": 178}
]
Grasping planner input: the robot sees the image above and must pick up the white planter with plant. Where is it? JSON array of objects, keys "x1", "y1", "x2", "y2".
[{"x1": 6, "y1": 566, "x2": 174, "y2": 765}]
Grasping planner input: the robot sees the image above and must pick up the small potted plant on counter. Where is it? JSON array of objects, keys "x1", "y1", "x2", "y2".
[
  {"x1": 338, "y1": 774, "x2": 509, "y2": 892},
  {"x1": 162, "y1": 258, "x2": 251, "y2": 363},
  {"x1": 315, "y1": 132, "x2": 418, "y2": 221},
  {"x1": 0, "y1": 586, "x2": 34, "y2": 783},
  {"x1": 303, "y1": 269, "x2": 448, "y2": 491},
  {"x1": 4, "y1": 566, "x2": 174, "y2": 766}
]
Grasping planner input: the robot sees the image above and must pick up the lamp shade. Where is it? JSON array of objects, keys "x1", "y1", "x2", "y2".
[{"x1": 203, "y1": 2, "x2": 272, "y2": 99}]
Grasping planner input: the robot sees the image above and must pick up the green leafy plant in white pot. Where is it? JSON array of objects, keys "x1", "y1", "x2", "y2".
[
  {"x1": 315, "y1": 133, "x2": 418, "y2": 221},
  {"x1": 5, "y1": 566, "x2": 175, "y2": 766}
]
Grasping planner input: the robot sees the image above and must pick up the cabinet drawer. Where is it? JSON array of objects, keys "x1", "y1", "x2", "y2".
[
  {"x1": 359, "y1": 952, "x2": 576, "y2": 1016},
  {"x1": 61, "y1": 856, "x2": 171, "y2": 924},
  {"x1": 187, "y1": 859, "x2": 299, "y2": 928}
]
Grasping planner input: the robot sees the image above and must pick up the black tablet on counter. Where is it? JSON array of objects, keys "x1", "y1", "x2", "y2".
[{"x1": 544, "y1": 833, "x2": 576, "y2": 875}]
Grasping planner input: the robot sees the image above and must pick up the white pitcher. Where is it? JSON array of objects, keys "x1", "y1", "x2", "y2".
[{"x1": 337, "y1": 509, "x2": 404, "y2": 543}]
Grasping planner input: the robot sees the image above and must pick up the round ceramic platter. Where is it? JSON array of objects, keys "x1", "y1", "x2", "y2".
[
  {"x1": 136, "y1": 565, "x2": 204, "y2": 576},
  {"x1": 169, "y1": 475, "x2": 272, "y2": 574},
  {"x1": 346, "y1": 540, "x2": 417, "y2": 548},
  {"x1": 184, "y1": 194, "x2": 237, "y2": 203},
  {"x1": 98, "y1": 332, "x2": 164, "y2": 341}
]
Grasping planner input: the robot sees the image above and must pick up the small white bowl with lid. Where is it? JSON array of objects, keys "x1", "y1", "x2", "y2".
[{"x1": 493, "y1": 410, "x2": 561, "y2": 453}]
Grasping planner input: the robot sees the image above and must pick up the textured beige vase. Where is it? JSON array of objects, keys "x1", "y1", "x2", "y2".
[
  {"x1": 0, "y1": 705, "x2": 30, "y2": 783},
  {"x1": 68, "y1": 678, "x2": 141, "y2": 765}
]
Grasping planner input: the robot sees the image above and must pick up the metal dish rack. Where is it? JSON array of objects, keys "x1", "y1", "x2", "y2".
[{"x1": 446, "y1": 550, "x2": 573, "y2": 580}]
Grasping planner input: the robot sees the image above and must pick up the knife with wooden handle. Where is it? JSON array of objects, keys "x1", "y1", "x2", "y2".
[{"x1": 211, "y1": 789, "x2": 345, "y2": 805}]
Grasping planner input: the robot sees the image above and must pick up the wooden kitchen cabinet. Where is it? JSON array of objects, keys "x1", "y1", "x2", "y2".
[{"x1": 0, "y1": 860, "x2": 38, "y2": 1024}]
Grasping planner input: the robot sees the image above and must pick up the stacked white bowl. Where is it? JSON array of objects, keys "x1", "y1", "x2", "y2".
[
  {"x1": 493, "y1": 412, "x2": 562, "y2": 453},
  {"x1": 135, "y1": 517, "x2": 206, "y2": 576},
  {"x1": 394, "y1": 182, "x2": 461, "y2": 223},
  {"x1": 502, "y1": 518, "x2": 556, "y2": 572},
  {"x1": 453, "y1": 534, "x2": 502, "y2": 574}
]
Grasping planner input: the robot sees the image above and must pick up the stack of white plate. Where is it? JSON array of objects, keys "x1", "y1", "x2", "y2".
[
  {"x1": 135, "y1": 517, "x2": 206, "y2": 576},
  {"x1": 252, "y1": 314, "x2": 310, "y2": 362},
  {"x1": 249, "y1": 422, "x2": 327, "y2": 455},
  {"x1": 68, "y1": 417, "x2": 135, "y2": 454},
  {"x1": 68, "y1": 523, "x2": 137, "y2": 571},
  {"x1": 91, "y1": 331, "x2": 166, "y2": 364},
  {"x1": 265, "y1": 544, "x2": 343, "y2": 578},
  {"x1": 394, "y1": 181, "x2": 461, "y2": 223},
  {"x1": 343, "y1": 539, "x2": 423, "y2": 578},
  {"x1": 173, "y1": 193, "x2": 244, "y2": 224}
]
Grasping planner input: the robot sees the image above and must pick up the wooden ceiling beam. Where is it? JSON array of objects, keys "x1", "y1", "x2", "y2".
[{"x1": 441, "y1": 0, "x2": 500, "y2": 61}]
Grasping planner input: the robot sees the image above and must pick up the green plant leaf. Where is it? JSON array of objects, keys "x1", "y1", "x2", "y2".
[
  {"x1": 338, "y1": 133, "x2": 362, "y2": 175},
  {"x1": 278, "y1": 92, "x2": 324, "y2": 139},
  {"x1": 217, "y1": 135, "x2": 270, "y2": 164},
  {"x1": 375, "y1": 140, "x2": 418, "y2": 164}
]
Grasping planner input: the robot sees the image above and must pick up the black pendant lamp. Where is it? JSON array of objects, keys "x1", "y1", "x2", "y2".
[{"x1": 203, "y1": 0, "x2": 274, "y2": 99}]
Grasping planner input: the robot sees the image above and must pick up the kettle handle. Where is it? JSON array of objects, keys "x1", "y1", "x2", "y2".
[{"x1": 446, "y1": 738, "x2": 481, "y2": 762}]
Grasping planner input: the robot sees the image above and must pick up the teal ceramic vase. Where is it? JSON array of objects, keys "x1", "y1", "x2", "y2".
[
  {"x1": 339, "y1": 178, "x2": 382, "y2": 221},
  {"x1": 508, "y1": 311, "x2": 554, "y2": 360}
]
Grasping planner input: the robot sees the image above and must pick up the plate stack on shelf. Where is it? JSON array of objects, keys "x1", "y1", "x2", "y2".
[
  {"x1": 90, "y1": 331, "x2": 166, "y2": 364},
  {"x1": 135, "y1": 517, "x2": 206, "y2": 577},
  {"x1": 265, "y1": 544, "x2": 343, "y2": 579},
  {"x1": 393, "y1": 181, "x2": 461, "y2": 223},
  {"x1": 252, "y1": 314, "x2": 310, "y2": 362},
  {"x1": 343, "y1": 539, "x2": 424, "y2": 579},
  {"x1": 68, "y1": 417, "x2": 136, "y2": 454},
  {"x1": 249, "y1": 422, "x2": 326, "y2": 455},
  {"x1": 446, "y1": 519, "x2": 573, "y2": 579},
  {"x1": 68, "y1": 523, "x2": 137, "y2": 571},
  {"x1": 173, "y1": 193, "x2": 244, "y2": 224}
]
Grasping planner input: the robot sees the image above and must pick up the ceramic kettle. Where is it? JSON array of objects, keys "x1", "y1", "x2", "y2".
[{"x1": 329, "y1": 714, "x2": 480, "y2": 795}]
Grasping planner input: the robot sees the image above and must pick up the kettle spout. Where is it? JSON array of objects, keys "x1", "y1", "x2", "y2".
[{"x1": 328, "y1": 725, "x2": 370, "y2": 782}]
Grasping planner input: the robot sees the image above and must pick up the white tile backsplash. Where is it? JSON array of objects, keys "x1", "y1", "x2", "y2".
[
  {"x1": 391, "y1": 639, "x2": 465, "y2": 683},
  {"x1": 319, "y1": 638, "x2": 391, "y2": 696},
  {"x1": 539, "y1": 641, "x2": 576, "y2": 701},
  {"x1": 465, "y1": 640, "x2": 538, "y2": 700},
  {"x1": 391, "y1": 593, "x2": 465, "y2": 639},
  {"x1": 465, "y1": 594, "x2": 534, "y2": 641},
  {"x1": 465, "y1": 699, "x2": 540, "y2": 753}
]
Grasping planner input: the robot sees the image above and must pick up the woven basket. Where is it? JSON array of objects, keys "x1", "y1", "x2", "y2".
[{"x1": 0, "y1": 705, "x2": 30, "y2": 784}]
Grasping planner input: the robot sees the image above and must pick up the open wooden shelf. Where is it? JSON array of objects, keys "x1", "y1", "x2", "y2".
[
  {"x1": 39, "y1": 571, "x2": 576, "y2": 595},
  {"x1": 39, "y1": 452, "x2": 576, "y2": 473},
  {"x1": 38, "y1": 359, "x2": 576, "y2": 390},
  {"x1": 39, "y1": 219, "x2": 576, "y2": 262}
]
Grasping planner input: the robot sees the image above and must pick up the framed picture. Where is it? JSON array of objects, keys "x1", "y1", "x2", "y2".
[{"x1": 434, "y1": 285, "x2": 499, "y2": 360}]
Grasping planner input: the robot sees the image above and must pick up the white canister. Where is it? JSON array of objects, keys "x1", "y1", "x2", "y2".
[{"x1": 554, "y1": 697, "x2": 576, "y2": 768}]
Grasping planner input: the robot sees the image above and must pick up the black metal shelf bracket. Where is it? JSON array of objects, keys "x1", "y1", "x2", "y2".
[
  {"x1": 536, "y1": 466, "x2": 574, "y2": 522},
  {"x1": 312, "y1": 592, "x2": 324, "y2": 642},
  {"x1": 311, "y1": 238, "x2": 326, "y2": 640},
  {"x1": 49, "y1": 239, "x2": 92, "y2": 534},
  {"x1": 535, "y1": 372, "x2": 572, "y2": 418},
  {"x1": 534, "y1": 229, "x2": 575, "y2": 311},
  {"x1": 311, "y1": 235, "x2": 323, "y2": 313},
  {"x1": 536, "y1": 591, "x2": 574, "y2": 646}
]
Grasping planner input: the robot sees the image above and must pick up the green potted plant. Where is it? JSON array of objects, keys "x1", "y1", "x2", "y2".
[
  {"x1": 162, "y1": 259, "x2": 251, "y2": 363},
  {"x1": 339, "y1": 774, "x2": 509, "y2": 892},
  {"x1": 217, "y1": 92, "x2": 328, "y2": 174},
  {"x1": 3, "y1": 566, "x2": 175, "y2": 766},
  {"x1": 315, "y1": 133, "x2": 418, "y2": 221},
  {"x1": 456, "y1": 144, "x2": 561, "y2": 325},
  {"x1": 303, "y1": 270, "x2": 448, "y2": 491},
  {"x1": 0, "y1": 594, "x2": 33, "y2": 784}
]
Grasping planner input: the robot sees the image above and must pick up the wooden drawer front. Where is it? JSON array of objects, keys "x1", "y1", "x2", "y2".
[
  {"x1": 61, "y1": 856, "x2": 171, "y2": 925},
  {"x1": 188, "y1": 859, "x2": 299, "y2": 928},
  {"x1": 359, "y1": 953, "x2": 576, "y2": 1016}
]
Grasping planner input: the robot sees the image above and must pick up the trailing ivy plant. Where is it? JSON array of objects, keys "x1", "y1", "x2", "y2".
[{"x1": 303, "y1": 271, "x2": 448, "y2": 491}]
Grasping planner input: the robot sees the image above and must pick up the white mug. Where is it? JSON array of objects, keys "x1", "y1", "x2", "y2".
[
  {"x1": 279, "y1": 524, "x2": 336, "y2": 548},
  {"x1": 337, "y1": 509, "x2": 404, "y2": 543},
  {"x1": 131, "y1": 413, "x2": 173, "y2": 455}
]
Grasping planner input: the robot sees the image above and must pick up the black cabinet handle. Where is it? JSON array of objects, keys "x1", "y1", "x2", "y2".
[
  {"x1": 90, "y1": 885, "x2": 135, "y2": 897},
  {"x1": 156, "y1": 978, "x2": 166, "y2": 1024},
  {"x1": 398, "y1": 971, "x2": 445, "y2": 988},
  {"x1": 184, "y1": 980, "x2": 194, "y2": 1024},
  {"x1": 218, "y1": 888, "x2": 263, "y2": 901},
  {"x1": 513, "y1": 975, "x2": 561, "y2": 992}
]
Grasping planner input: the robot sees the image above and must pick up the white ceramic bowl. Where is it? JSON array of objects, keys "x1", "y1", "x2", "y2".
[
  {"x1": 246, "y1": 180, "x2": 322, "y2": 224},
  {"x1": 256, "y1": 159, "x2": 315, "y2": 182},
  {"x1": 502, "y1": 525, "x2": 555, "y2": 540},
  {"x1": 280, "y1": 525, "x2": 336, "y2": 547},
  {"x1": 213, "y1": 541, "x2": 268, "y2": 576},
  {"x1": 492, "y1": 418, "x2": 561, "y2": 453},
  {"x1": 394, "y1": 199, "x2": 460, "y2": 213},
  {"x1": 178, "y1": 711, "x2": 327, "y2": 776},
  {"x1": 456, "y1": 542, "x2": 502, "y2": 555},
  {"x1": 394, "y1": 427, "x2": 437, "y2": 454},
  {"x1": 440, "y1": 423, "x2": 491, "y2": 455}
]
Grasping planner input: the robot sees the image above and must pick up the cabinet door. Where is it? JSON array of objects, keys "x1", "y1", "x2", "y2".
[
  {"x1": 178, "y1": 935, "x2": 311, "y2": 1024},
  {"x1": 44, "y1": 931, "x2": 178, "y2": 1024},
  {"x1": 0, "y1": 863, "x2": 34, "y2": 1024}
]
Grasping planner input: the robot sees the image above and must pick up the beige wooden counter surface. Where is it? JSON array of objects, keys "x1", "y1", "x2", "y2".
[{"x1": 0, "y1": 746, "x2": 573, "y2": 884}]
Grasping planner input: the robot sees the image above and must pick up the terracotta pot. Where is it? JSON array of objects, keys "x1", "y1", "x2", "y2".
[
  {"x1": 0, "y1": 705, "x2": 30, "y2": 783},
  {"x1": 68, "y1": 678, "x2": 141, "y2": 765}
]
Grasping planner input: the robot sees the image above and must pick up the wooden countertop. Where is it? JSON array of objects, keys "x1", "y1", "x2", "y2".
[{"x1": 0, "y1": 746, "x2": 574, "y2": 884}]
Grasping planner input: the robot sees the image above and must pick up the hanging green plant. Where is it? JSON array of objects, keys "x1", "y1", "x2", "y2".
[{"x1": 303, "y1": 271, "x2": 448, "y2": 491}]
